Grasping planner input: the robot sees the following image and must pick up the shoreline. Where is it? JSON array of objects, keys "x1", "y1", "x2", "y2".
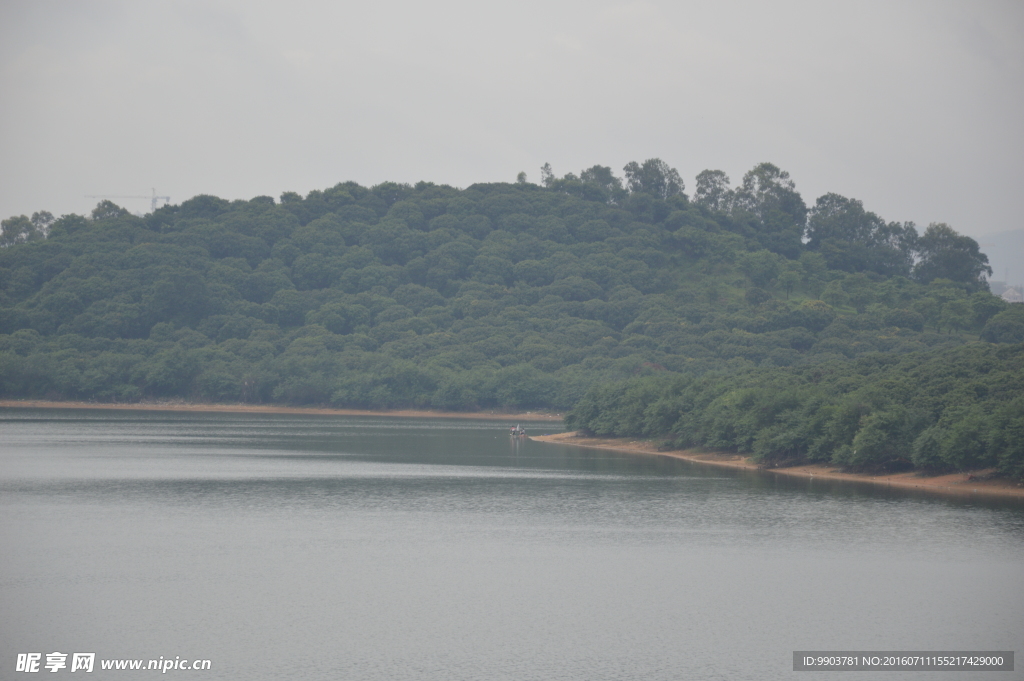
[
  {"x1": 4, "y1": 401, "x2": 1018, "y2": 499},
  {"x1": 0, "y1": 399, "x2": 563, "y2": 422},
  {"x1": 531, "y1": 431, "x2": 1024, "y2": 500}
]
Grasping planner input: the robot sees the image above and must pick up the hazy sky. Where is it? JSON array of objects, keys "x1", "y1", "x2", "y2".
[{"x1": 2, "y1": 0, "x2": 1022, "y2": 242}]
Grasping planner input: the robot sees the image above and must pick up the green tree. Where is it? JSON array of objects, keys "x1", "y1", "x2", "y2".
[
  {"x1": 912, "y1": 297, "x2": 942, "y2": 332},
  {"x1": 821, "y1": 281, "x2": 850, "y2": 309},
  {"x1": 540, "y1": 163, "x2": 555, "y2": 187},
  {"x1": 622, "y1": 159, "x2": 684, "y2": 199},
  {"x1": 980, "y1": 307, "x2": 1024, "y2": 343},
  {"x1": 141, "y1": 347, "x2": 199, "y2": 396},
  {"x1": 31, "y1": 211, "x2": 55, "y2": 236},
  {"x1": 805, "y1": 193, "x2": 916, "y2": 276},
  {"x1": 970, "y1": 291, "x2": 1005, "y2": 328},
  {"x1": 939, "y1": 298, "x2": 972, "y2": 334},
  {"x1": 842, "y1": 273, "x2": 875, "y2": 313},
  {"x1": 778, "y1": 268, "x2": 800, "y2": 299},
  {"x1": 732, "y1": 163, "x2": 806, "y2": 258},
  {"x1": 739, "y1": 250, "x2": 782, "y2": 288},
  {"x1": 579, "y1": 165, "x2": 626, "y2": 203},
  {"x1": 848, "y1": 407, "x2": 915, "y2": 471},
  {"x1": 91, "y1": 200, "x2": 131, "y2": 221},
  {"x1": 0, "y1": 215, "x2": 43, "y2": 247},
  {"x1": 883, "y1": 308, "x2": 924, "y2": 331},
  {"x1": 694, "y1": 170, "x2": 732, "y2": 212},
  {"x1": 913, "y1": 223, "x2": 992, "y2": 290}
]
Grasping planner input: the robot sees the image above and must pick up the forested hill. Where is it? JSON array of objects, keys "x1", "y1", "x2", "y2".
[{"x1": 1, "y1": 160, "x2": 1021, "y2": 414}]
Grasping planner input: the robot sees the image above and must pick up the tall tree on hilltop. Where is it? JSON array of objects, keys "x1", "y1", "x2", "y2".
[
  {"x1": 622, "y1": 159, "x2": 684, "y2": 200},
  {"x1": 580, "y1": 165, "x2": 624, "y2": 195},
  {"x1": 913, "y1": 223, "x2": 992, "y2": 290},
  {"x1": 694, "y1": 169, "x2": 733, "y2": 212},
  {"x1": 91, "y1": 200, "x2": 131, "y2": 221},
  {"x1": 734, "y1": 163, "x2": 806, "y2": 227},
  {"x1": 731, "y1": 163, "x2": 807, "y2": 258},
  {"x1": 0, "y1": 215, "x2": 42, "y2": 247},
  {"x1": 540, "y1": 163, "x2": 555, "y2": 187},
  {"x1": 806, "y1": 193, "x2": 917, "y2": 276}
]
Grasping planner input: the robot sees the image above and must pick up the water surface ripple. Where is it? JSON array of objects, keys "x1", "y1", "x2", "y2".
[{"x1": 2, "y1": 409, "x2": 1022, "y2": 680}]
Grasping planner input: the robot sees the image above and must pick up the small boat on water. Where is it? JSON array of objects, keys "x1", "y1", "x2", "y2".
[{"x1": 509, "y1": 424, "x2": 527, "y2": 438}]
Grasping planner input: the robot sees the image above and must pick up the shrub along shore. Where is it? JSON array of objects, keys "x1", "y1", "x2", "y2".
[
  {"x1": 531, "y1": 432, "x2": 1024, "y2": 500},
  {"x1": 564, "y1": 343, "x2": 1024, "y2": 480}
]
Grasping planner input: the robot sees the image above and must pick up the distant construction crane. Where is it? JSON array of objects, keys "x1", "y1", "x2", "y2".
[{"x1": 85, "y1": 188, "x2": 171, "y2": 213}]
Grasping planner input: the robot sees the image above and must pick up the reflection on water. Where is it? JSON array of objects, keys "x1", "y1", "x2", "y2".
[{"x1": 2, "y1": 408, "x2": 1023, "y2": 681}]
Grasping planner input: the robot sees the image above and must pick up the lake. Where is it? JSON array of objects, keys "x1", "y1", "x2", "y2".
[{"x1": 2, "y1": 408, "x2": 1022, "y2": 680}]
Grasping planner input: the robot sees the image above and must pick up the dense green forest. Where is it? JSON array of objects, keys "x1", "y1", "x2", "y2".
[
  {"x1": 1, "y1": 160, "x2": 1021, "y2": 437},
  {"x1": 566, "y1": 344, "x2": 1024, "y2": 478}
]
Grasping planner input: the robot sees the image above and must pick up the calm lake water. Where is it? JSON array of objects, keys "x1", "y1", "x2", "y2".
[{"x1": 2, "y1": 408, "x2": 1022, "y2": 680}]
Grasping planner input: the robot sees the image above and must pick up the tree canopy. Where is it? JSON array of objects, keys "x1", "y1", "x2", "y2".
[
  {"x1": 566, "y1": 343, "x2": 1024, "y2": 479},
  {"x1": 0, "y1": 160, "x2": 1013, "y2": 437}
]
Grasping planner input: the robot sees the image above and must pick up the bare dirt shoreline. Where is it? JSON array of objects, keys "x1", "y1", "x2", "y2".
[
  {"x1": 531, "y1": 431, "x2": 1024, "y2": 500},
  {"x1": 0, "y1": 399, "x2": 563, "y2": 422}
]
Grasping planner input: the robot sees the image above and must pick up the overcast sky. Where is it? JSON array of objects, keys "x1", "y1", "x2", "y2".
[{"x1": 2, "y1": 0, "x2": 1022, "y2": 244}]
